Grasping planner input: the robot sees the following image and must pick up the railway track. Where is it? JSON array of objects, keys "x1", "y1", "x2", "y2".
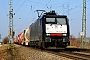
[
  {"x1": 45, "y1": 48, "x2": 90, "y2": 60},
  {"x1": 15, "y1": 44, "x2": 90, "y2": 60},
  {"x1": 45, "y1": 50, "x2": 90, "y2": 60},
  {"x1": 59, "y1": 51, "x2": 90, "y2": 60}
]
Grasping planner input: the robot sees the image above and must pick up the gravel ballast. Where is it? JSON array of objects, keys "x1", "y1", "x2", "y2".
[{"x1": 14, "y1": 44, "x2": 72, "y2": 60}]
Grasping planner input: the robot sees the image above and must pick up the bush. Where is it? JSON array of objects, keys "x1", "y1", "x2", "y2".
[
  {"x1": 7, "y1": 44, "x2": 18, "y2": 56},
  {"x1": 3, "y1": 36, "x2": 9, "y2": 44}
]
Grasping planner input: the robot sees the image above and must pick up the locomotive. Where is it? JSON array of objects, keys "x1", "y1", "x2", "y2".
[
  {"x1": 28, "y1": 10, "x2": 70, "y2": 49},
  {"x1": 14, "y1": 10, "x2": 70, "y2": 49}
]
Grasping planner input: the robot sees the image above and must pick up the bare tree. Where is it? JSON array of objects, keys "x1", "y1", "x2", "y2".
[{"x1": 3, "y1": 36, "x2": 9, "y2": 44}]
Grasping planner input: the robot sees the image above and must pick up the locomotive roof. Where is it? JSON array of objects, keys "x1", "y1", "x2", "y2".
[
  {"x1": 38, "y1": 10, "x2": 67, "y2": 19},
  {"x1": 44, "y1": 15, "x2": 67, "y2": 18},
  {"x1": 43, "y1": 11, "x2": 67, "y2": 18}
]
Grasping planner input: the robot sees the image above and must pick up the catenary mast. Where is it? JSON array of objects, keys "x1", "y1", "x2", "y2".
[
  {"x1": 82, "y1": 0, "x2": 86, "y2": 48},
  {"x1": 8, "y1": 0, "x2": 14, "y2": 43}
]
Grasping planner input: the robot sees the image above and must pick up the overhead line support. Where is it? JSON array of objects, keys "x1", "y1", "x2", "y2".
[
  {"x1": 8, "y1": 0, "x2": 14, "y2": 44},
  {"x1": 82, "y1": 0, "x2": 86, "y2": 48}
]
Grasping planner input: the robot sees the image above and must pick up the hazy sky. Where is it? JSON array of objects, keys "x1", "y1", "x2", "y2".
[{"x1": 0, "y1": 0, "x2": 90, "y2": 41}]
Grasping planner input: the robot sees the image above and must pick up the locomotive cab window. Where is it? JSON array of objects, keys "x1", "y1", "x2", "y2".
[
  {"x1": 46, "y1": 18, "x2": 66, "y2": 25},
  {"x1": 46, "y1": 18, "x2": 56, "y2": 24},
  {"x1": 56, "y1": 18, "x2": 66, "y2": 25}
]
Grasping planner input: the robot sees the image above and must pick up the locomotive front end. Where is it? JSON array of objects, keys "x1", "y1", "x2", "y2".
[{"x1": 43, "y1": 11, "x2": 70, "y2": 48}]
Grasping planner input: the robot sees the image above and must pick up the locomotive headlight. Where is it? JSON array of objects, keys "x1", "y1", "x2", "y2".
[
  {"x1": 46, "y1": 34, "x2": 50, "y2": 36},
  {"x1": 63, "y1": 34, "x2": 67, "y2": 36}
]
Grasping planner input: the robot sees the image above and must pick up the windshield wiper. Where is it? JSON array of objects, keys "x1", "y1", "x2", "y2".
[{"x1": 56, "y1": 20, "x2": 62, "y2": 26}]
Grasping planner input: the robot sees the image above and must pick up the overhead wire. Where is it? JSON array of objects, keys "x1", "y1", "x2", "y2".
[
  {"x1": 41, "y1": 0, "x2": 78, "y2": 12},
  {"x1": 14, "y1": 0, "x2": 27, "y2": 34},
  {"x1": 69, "y1": 6, "x2": 90, "y2": 21},
  {"x1": 31, "y1": 0, "x2": 41, "y2": 10},
  {"x1": 52, "y1": 0, "x2": 90, "y2": 16},
  {"x1": 65, "y1": 0, "x2": 90, "y2": 14},
  {"x1": 68, "y1": 0, "x2": 90, "y2": 16},
  {"x1": 14, "y1": 0, "x2": 20, "y2": 8},
  {"x1": 15, "y1": 0, "x2": 90, "y2": 34},
  {"x1": 26, "y1": 0, "x2": 78, "y2": 12},
  {"x1": 15, "y1": 0, "x2": 26, "y2": 13},
  {"x1": 70, "y1": 14, "x2": 90, "y2": 22},
  {"x1": 28, "y1": 0, "x2": 45, "y2": 6},
  {"x1": 28, "y1": 0, "x2": 52, "y2": 10},
  {"x1": 50, "y1": 0, "x2": 78, "y2": 6},
  {"x1": 57, "y1": 0, "x2": 90, "y2": 18},
  {"x1": 15, "y1": 0, "x2": 77, "y2": 32},
  {"x1": 17, "y1": 0, "x2": 76, "y2": 33},
  {"x1": 19, "y1": 0, "x2": 42, "y2": 32},
  {"x1": 42, "y1": 0, "x2": 51, "y2": 9},
  {"x1": 16, "y1": 0, "x2": 42, "y2": 33},
  {"x1": 16, "y1": 8, "x2": 31, "y2": 32},
  {"x1": 41, "y1": 0, "x2": 79, "y2": 13}
]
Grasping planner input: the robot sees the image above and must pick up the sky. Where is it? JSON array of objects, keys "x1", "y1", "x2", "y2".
[{"x1": 0, "y1": 0, "x2": 90, "y2": 42}]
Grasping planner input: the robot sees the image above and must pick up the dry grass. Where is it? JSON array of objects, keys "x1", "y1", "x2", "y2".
[
  {"x1": 0, "y1": 44, "x2": 11, "y2": 60},
  {"x1": 0, "y1": 44, "x2": 18, "y2": 60},
  {"x1": 70, "y1": 35, "x2": 90, "y2": 48}
]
